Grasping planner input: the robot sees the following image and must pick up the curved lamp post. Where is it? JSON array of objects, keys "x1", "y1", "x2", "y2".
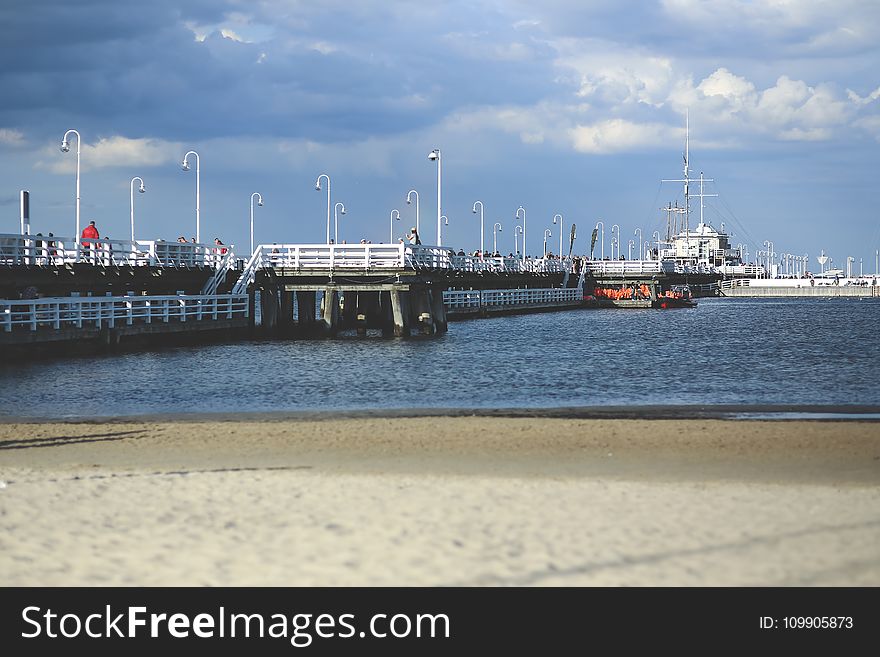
[
  {"x1": 492, "y1": 222, "x2": 502, "y2": 254},
  {"x1": 315, "y1": 173, "x2": 331, "y2": 244},
  {"x1": 595, "y1": 220, "x2": 605, "y2": 259},
  {"x1": 652, "y1": 230, "x2": 661, "y2": 261},
  {"x1": 334, "y1": 202, "x2": 346, "y2": 244},
  {"x1": 515, "y1": 206, "x2": 526, "y2": 260},
  {"x1": 552, "y1": 214, "x2": 563, "y2": 258},
  {"x1": 390, "y1": 209, "x2": 401, "y2": 243},
  {"x1": 250, "y1": 192, "x2": 263, "y2": 255},
  {"x1": 543, "y1": 229, "x2": 552, "y2": 257},
  {"x1": 628, "y1": 239, "x2": 635, "y2": 260},
  {"x1": 634, "y1": 227, "x2": 642, "y2": 260},
  {"x1": 440, "y1": 214, "x2": 448, "y2": 245},
  {"x1": 129, "y1": 176, "x2": 145, "y2": 243},
  {"x1": 428, "y1": 149, "x2": 442, "y2": 246},
  {"x1": 611, "y1": 224, "x2": 620, "y2": 260},
  {"x1": 514, "y1": 225, "x2": 523, "y2": 257},
  {"x1": 472, "y1": 200, "x2": 484, "y2": 258},
  {"x1": 406, "y1": 189, "x2": 420, "y2": 235},
  {"x1": 180, "y1": 151, "x2": 200, "y2": 243},
  {"x1": 60, "y1": 129, "x2": 81, "y2": 258}
]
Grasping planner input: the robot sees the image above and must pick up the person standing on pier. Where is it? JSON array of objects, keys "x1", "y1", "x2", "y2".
[{"x1": 81, "y1": 220, "x2": 99, "y2": 263}]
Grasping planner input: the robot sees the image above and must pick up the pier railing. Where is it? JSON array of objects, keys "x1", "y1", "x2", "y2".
[
  {"x1": 582, "y1": 260, "x2": 674, "y2": 275},
  {"x1": 0, "y1": 233, "x2": 232, "y2": 268},
  {"x1": 241, "y1": 243, "x2": 574, "y2": 275},
  {"x1": 443, "y1": 287, "x2": 582, "y2": 309},
  {"x1": 1, "y1": 293, "x2": 248, "y2": 332}
]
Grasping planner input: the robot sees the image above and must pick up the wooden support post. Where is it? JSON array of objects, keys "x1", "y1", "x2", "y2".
[
  {"x1": 429, "y1": 286, "x2": 448, "y2": 333},
  {"x1": 341, "y1": 291, "x2": 358, "y2": 330},
  {"x1": 296, "y1": 291, "x2": 317, "y2": 335},
  {"x1": 259, "y1": 286, "x2": 280, "y2": 334},
  {"x1": 410, "y1": 288, "x2": 435, "y2": 335},
  {"x1": 280, "y1": 291, "x2": 295, "y2": 333},
  {"x1": 321, "y1": 287, "x2": 339, "y2": 336},
  {"x1": 248, "y1": 289, "x2": 256, "y2": 332},
  {"x1": 389, "y1": 289, "x2": 410, "y2": 337},
  {"x1": 379, "y1": 291, "x2": 395, "y2": 337}
]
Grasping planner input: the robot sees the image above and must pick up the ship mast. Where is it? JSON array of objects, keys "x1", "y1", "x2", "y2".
[{"x1": 661, "y1": 110, "x2": 715, "y2": 267}]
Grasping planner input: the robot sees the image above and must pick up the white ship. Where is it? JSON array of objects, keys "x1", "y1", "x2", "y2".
[{"x1": 654, "y1": 113, "x2": 763, "y2": 278}]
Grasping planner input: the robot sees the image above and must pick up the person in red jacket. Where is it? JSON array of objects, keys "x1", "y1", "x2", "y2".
[{"x1": 81, "y1": 220, "x2": 99, "y2": 262}]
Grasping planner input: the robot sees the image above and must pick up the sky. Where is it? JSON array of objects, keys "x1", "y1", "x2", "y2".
[{"x1": 2, "y1": 0, "x2": 879, "y2": 271}]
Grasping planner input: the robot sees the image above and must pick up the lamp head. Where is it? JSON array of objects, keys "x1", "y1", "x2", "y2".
[
  {"x1": 181, "y1": 160, "x2": 190, "y2": 171},
  {"x1": 553, "y1": 216, "x2": 558, "y2": 224},
  {"x1": 138, "y1": 184, "x2": 145, "y2": 193},
  {"x1": 258, "y1": 200, "x2": 263, "y2": 207},
  {"x1": 60, "y1": 140, "x2": 70, "y2": 153},
  {"x1": 406, "y1": 198, "x2": 411, "y2": 205},
  {"x1": 341, "y1": 208, "x2": 346, "y2": 215},
  {"x1": 315, "y1": 183, "x2": 322, "y2": 191},
  {"x1": 427, "y1": 149, "x2": 439, "y2": 161}
]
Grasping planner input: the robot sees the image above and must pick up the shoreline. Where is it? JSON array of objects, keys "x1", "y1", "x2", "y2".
[{"x1": 2, "y1": 402, "x2": 880, "y2": 424}]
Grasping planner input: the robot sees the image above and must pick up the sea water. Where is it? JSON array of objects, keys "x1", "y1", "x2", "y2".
[{"x1": 1, "y1": 297, "x2": 878, "y2": 418}]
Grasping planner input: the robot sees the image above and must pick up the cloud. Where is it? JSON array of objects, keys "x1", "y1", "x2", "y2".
[
  {"x1": 570, "y1": 119, "x2": 679, "y2": 154},
  {"x1": 36, "y1": 136, "x2": 181, "y2": 174},
  {"x1": 847, "y1": 86, "x2": 880, "y2": 106},
  {"x1": 0, "y1": 128, "x2": 25, "y2": 147}
]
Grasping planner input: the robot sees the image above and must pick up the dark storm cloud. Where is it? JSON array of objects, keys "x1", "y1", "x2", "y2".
[{"x1": 0, "y1": 0, "x2": 562, "y2": 143}]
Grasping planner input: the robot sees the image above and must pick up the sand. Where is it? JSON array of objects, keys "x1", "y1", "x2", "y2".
[{"x1": 0, "y1": 415, "x2": 878, "y2": 586}]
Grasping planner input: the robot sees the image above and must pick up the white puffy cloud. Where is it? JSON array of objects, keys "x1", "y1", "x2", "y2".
[
  {"x1": 37, "y1": 136, "x2": 182, "y2": 174},
  {"x1": 570, "y1": 120, "x2": 680, "y2": 154},
  {"x1": 0, "y1": 128, "x2": 25, "y2": 147}
]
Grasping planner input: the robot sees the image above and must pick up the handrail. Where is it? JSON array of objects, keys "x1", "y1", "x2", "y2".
[
  {"x1": 0, "y1": 233, "x2": 232, "y2": 268},
  {"x1": 1, "y1": 293, "x2": 248, "y2": 332},
  {"x1": 443, "y1": 287, "x2": 581, "y2": 309}
]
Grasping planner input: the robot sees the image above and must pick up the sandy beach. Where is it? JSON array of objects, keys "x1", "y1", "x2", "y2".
[{"x1": 0, "y1": 415, "x2": 878, "y2": 586}]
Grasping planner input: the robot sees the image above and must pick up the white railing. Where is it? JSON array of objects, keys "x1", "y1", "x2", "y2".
[
  {"x1": 0, "y1": 233, "x2": 232, "y2": 268},
  {"x1": 443, "y1": 287, "x2": 582, "y2": 309},
  {"x1": 1, "y1": 294, "x2": 248, "y2": 332},
  {"x1": 242, "y1": 243, "x2": 576, "y2": 276},
  {"x1": 582, "y1": 260, "x2": 674, "y2": 275}
]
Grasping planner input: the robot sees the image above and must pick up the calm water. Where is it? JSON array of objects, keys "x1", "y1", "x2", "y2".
[{"x1": 1, "y1": 297, "x2": 878, "y2": 418}]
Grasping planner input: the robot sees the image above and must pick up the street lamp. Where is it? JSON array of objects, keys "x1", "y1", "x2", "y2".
[
  {"x1": 181, "y1": 150, "x2": 200, "y2": 243},
  {"x1": 543, "y1": 229, "x2": 552, "y2": 257},
  {"x1": 390, "y1": 209, "x2": 400, "y2": 243},
  {"x1": 334, "y1": 202, "x2": 346, "y2": 244},
  {"x1": 652, "y1": 230, "x2": 660, "y2": 261},
  {"x1": 595, "y1": 220, "x2": 605, "y2": 259},
  {"x1": 493, "y1": 222, "x2": 502, "y2": 254},
  {"x1": 552, "y1": 214, "x2": 563, "y2": 258},
  {"x1": 472, "y1": 200, "x2": 484, "y2": 258},
  {"x1": 129, "y1": 176, "x2": 145, "y2": 243},
  {"x1": 440, "y1": 214, "x2": 449, "y2": 245},
  {"x1": 514, "y1": 225, "x2": 523, "y2": 257},
  {"x1": 515, "y1": 205, "x2": 526, "y2": 260},
  {"x1": 428, "y1": 149, "x2": 442, "y2": 246},
  {"x1": 60, "y1": 129, "x2": 81, "y2": 258},
  {"x1": 315, "y1": 173, "x2": 331, "y2": 244},
  {"x1": 627, "y1": 239, "x2": 635, "y2": 260},
  {"x1": 250, "y1": 192, "x2": 263, "y2": 255},
  {"x1": 611, "y1": 224, "x2": 620, "y2": 260},
  {"x1": 406, "y1": 189, "x2": 420, "y2": 235},
  {"x1": 634, "y1": 228, "x2": 642, "y2": 261}
]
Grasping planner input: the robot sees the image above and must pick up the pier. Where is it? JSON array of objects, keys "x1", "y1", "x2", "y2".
[
  {"x1": 1, "y1": 233, "x2": 596, "y2": 354},
  {"x1": 720, "y1": 278, "x2": 879, "y2": 298}
]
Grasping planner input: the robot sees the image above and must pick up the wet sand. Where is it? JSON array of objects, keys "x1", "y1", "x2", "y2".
[{"x1": 0, "y1": 415, "x2": 878, "y2": 586}]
